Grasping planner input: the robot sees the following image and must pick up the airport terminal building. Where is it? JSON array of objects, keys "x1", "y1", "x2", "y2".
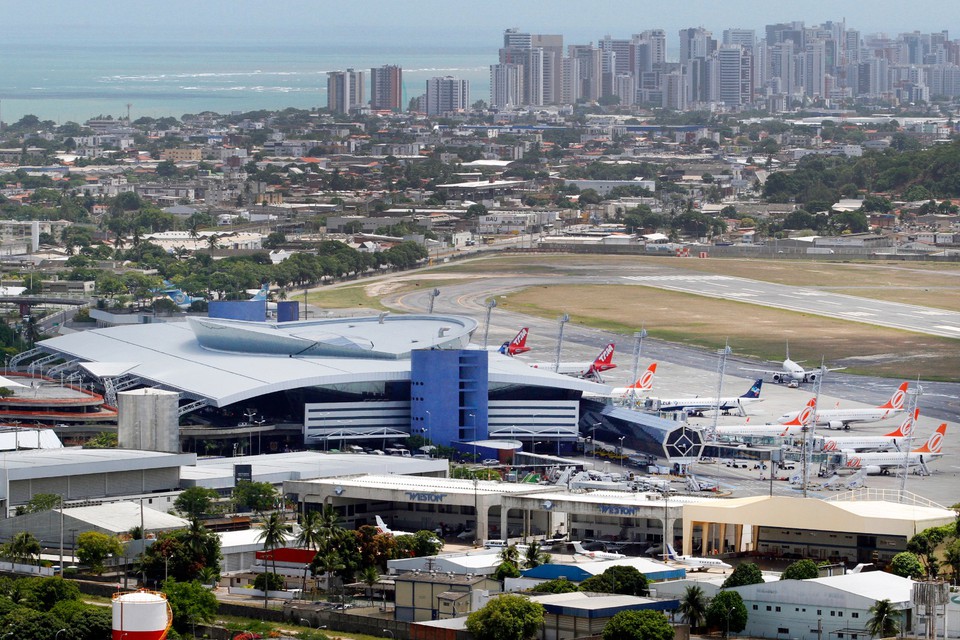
[{"x1": 35, "y1": 314, "x2": 704, "y2": 462}]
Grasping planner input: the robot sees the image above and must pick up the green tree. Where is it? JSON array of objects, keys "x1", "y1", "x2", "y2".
[
  {"x1": 76, "y1": 531, "x2": 122, "y2": 575},
  {"x1": 781, "y1": 559, "x2": 820, "y2": 580},
  {"x1": 602, "y1": 610, "x2": 674, "y2": 640},
  {"x1": 20, "y1": 493, "x2": 61, "y2": 514},
  {"x1": 580, "y1": 565, "x2": 649, "y2": 596},
  {"x1": 889, "y1": 552, "x2": 924, "y2": 579},
  {"x1": 523, "y1": 541, "x2": 551, "y2": 569},
  {"x1": 530, "y1": 578, "x2": 579, "y2": 594},
  {"x1": 466, "y1": 203, "x2": 488, "y2": 219},
  {"x1": 465, "y1": 594, "x2": 545, "y2": 640},
  {"x1": 139, "y1": 525, "x2": 222, "y2": 584},
  {"x1": 173, "y1": 486, "x2": 220, "y2": 520},
  {"x1": 494, "y1": 560, "x2": 522, "y2": 581},
  {"x1": 2, "y1": 531, "x2": 41, "y2": 566},
  {"x1": 162, "y1": 579, "x2": 218, "y2": 634},
  {"x1": 233, "y1": 480, "x2": 279, "y2": 514},
  {"x1": 865, "y1": 599, "x2": 901, "y2": 638},
  {"x1": 706, "y1": 590, "x2": 748, "y2": 638},
  {"x1": 721, "y1": 562, "x2": 763, "y2": 588},
  {"x1": 297, "y1": 509, "x2": 325, "y2": 551},
  {"x1": 677, "y1": 585, "x2": 709, "y2": 631},
  {"x1": 907, "y1": 525, "x2": 952, "y2": 577}
]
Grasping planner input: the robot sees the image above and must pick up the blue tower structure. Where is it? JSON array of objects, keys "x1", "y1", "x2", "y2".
[{"x1": 410, "y1": 349, "x2": 488, "y2": 447}]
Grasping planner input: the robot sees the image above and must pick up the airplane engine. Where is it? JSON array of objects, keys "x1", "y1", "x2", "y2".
[
  {"x1": 864, "y1": 465, "x2": 883, "y2": 476},
  {"x1": 772, "y1": 373, "x2": 785, "y2": 383},
  {"x1": 828, "y1": 420, "x2": 846, "y2": 430},
  {"x1": 805, "y1": 372, "x2": 818, "y2": 382}
]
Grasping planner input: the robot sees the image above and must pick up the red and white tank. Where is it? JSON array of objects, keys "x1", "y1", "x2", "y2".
[{"x1": 112, "y1": 590, "x2": 173, "y2": 640}]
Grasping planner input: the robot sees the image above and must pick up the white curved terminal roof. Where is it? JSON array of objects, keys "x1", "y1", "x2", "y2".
[{"x1": 40, "y1": 315, "x2": 609, "y2": 407}]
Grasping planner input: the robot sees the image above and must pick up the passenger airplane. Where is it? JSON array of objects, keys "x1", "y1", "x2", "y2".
[
  {"x1": 841, "y1": 423, "x2": 946, "y2": 475},
  {"x1": 248, "y1": 283, "x2": 277, "y2": 311},
  {"x1": 714, "y1": 398, "x2": 816, "y2": 438},
  {"x1": 583, "y1": 363, "x2": 657, "y2": 403},
  {"x1": 777, "y1": 382, "x2": 908, "y2": 430},
  {"x1": 491, "y1": 328, "x2": 532, "y2": 356},
  {"x1": 741, "y1": 342, "x2": 845, "y2": 384},
  {"x1": 816, "y1": 409, "x2": 918, "y2": 452},
  {"x1": 528, "y1": 343, "x2": 617, "y2": 381},
  {"x1": 572, "y1": 541, "x2": 625, "y2": 560},
  {"x1": 643, "y1": 379, "x2": 764, "y2": 416},
  {"x1": 666, "y1": 544, "x2": 732, "y2": 571}
]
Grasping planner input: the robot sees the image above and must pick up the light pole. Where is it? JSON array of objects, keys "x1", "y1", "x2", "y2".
[
  {"x1": 553, "y1": 313, "x2": 570, "y2": 373},
  {"x1": 473, "y1": 477, "x2": 480, "y2": 545},
  {"x1": 468, "y1": 412, "x2": 476, "y2": 461},
  {"x1": 428, "y1": 288, "x2": 440, "y2": 314},
  {"x1": 58, "y1": 495, "x2": 64, "y2": 574},
  {"x1": 725, "y1": 606, "x2": 735, "y2": 639},
  {"x1": 618, "y1": 436, "x2": 626, "y2": 470},
  {"x1": 482, "y1": 298, "x2": 497, "y2": 348},
  {"x1": 628, "y1": 328, "x2": 647, "y2": 407},
  {"x1": 424, "y1": 410, "x2": 432, "y2": 455},
  {"x1": 590, "y1": 422, "x2": 601, "y2": 459}
]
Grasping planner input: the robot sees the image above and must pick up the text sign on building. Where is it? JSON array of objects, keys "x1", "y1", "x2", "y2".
[
  {"x1": 234, "y1": 464, "x2": 253, "y2": 484},
  {"x1": 599, "y1": 504, "x2": 639, "y2": 516},
  {"x1": 405, "y1": 492, "x2": 448, "y2": 502}
]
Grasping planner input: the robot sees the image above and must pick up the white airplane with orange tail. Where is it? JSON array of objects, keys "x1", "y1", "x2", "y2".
[
  {"x1": 584, "y1": 363, "x2": 657, "y2": 403},
  {"x1": 815, "y1": 409, "x2": 918, "y2": 453},
  {"x1": 841, "y1": 423, "x2": 947, "y2": 475},
  {"x1": 777, "y1": 382, "x2": 908, "y2": 430},
  {"x1": 714, "y1": 398, "x2": 816, "y2": 438}
]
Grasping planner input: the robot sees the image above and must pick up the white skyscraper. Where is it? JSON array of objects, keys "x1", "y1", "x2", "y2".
[
  {"x1": 425, "y1": 76, "x2": 470, "y2": 115},
  {"x1": 490, "y1": 64, "x2": 524, "y2": 110}
]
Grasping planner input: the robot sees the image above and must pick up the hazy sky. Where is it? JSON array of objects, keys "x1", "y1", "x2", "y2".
[{"x1": 6, "y1": 0, "x2": 958, "y2": 46}]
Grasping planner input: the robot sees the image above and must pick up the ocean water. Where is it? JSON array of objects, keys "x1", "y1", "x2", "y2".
[{"x1": 0, "y1": 39, "x2": 493, "y2": 124}]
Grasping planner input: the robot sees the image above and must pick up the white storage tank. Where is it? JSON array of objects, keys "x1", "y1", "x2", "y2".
[
  {"x1": 117, "y1": 388, "x2": 180, "y2": 453},
  {"x1": 112, "y1": 589, "x2": 172, "y2": 640}
]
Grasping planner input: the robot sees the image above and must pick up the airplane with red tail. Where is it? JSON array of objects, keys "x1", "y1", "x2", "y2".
[{"x1": 528, "y1": 343, "x2": 617, "y2": 381}]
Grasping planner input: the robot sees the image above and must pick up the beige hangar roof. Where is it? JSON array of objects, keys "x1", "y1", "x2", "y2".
[{"x1": 682, "y1": 492, "x2": 956, "y2": 540}]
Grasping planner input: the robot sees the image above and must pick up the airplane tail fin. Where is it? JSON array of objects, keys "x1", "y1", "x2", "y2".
[
  {"x1": 586, "y1": 343, "x2": 617, "y2": 378},
  {"x1": 572, "y1": 542, "x2": 586, "y2": 554},
  {"x1": 912, "y1": 423, "x2": 946, "y2": 454},
  {"x1": 665, "y1": 543, "x2": 679, "y2": 560},
  {"x1": 885, "y1": 408, "x2": 919, "y2": 438},
  {"x1": 627, "y1": 363, "x2": 657, "y2": 390},
  {"x1": 375, "y1": 515, "x2": 389, "y2": 533},
  {"x1": 879, "y1": 382, "x2": 909, "y2": 410},
  {"x1": 783, "y1": 398, "x2": 817, "y2": 426},
  {"x1": 164, "y1": 289, "x2": 191, "y2": 307},
  {"x1": 249, "y1": 283, "x2": 269, "y2": 302},
  {"x1": 505, "y1": 327, "x2": 530, "y2": 356},
  {"x1": 741, "y1": 378, "x2": 763, "y2": 399}
]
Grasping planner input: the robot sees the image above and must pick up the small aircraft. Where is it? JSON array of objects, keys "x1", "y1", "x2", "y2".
[
  {"x1": 375, "y1": 515, "x2": 415, "y2": 537},
  {"x1": 742, "y1": 342, "x2": 845, "y2": 384},
  {"x1": 842, "y1": 423, "x2": 946, "y2": 475},
  {"x1": 643, "y1": 379, "x2": 764, "y2": 417},
  {"x1": 247, "y1": 283, "x2": 277, "y2": 312},
  {"x1": 778, "y1": 382, "x2": 908, "y2": 430},
  {"x1": 490, "y1": 327, "x2": 532, "y2": 356},
  {"x1": 572, "y1": 541, "x2": 625, "y2": 560},
  {"x1": 665, "y1": 544, "x2": 732, "y2": 571},
  {"x1": 816, "y1": 409, "x2": 917, "y2": 452},
  {"x1": 527, "y1": 343, "x2": 617, "y2": 381}
]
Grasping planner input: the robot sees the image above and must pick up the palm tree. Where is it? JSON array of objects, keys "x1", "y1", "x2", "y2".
[
  {"x1": 866, "y1": 599, "x2": 901, "y2": 638},
  {"x1": 4, "y1": 531, "x2": 41, "y2": 566},
  {"x1": 523, "y1": 541, "x2": 551, "y2": 569},
  {"x1": 499, "y1": 543, "x2": 521, "y2": 567},
  {"x1": 360, "y1": 565, "x2": 380, "y2": 606},
  {"x1": 678, "y1": 585, "x2": 708, "y2": 631},
  {"x1": 257, "y1": 511, "x2": 290, "y2": 608},
  {"x1": 296, "y1": 510, "x2": 324, "y2": 551}
]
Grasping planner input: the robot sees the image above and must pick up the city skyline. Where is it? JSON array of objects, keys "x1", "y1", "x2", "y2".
[{"x1": 6, "y1": 1, "x2": 960, "y2": 45}]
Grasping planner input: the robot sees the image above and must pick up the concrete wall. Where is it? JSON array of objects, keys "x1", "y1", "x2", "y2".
[{"x1": 118, "y1": 389, "x2": 180, "y2": 453}]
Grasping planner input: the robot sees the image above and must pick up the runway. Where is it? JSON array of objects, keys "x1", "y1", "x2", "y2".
[{"x1": 621, "y1": 273, "x2": 960, "y2": 339}]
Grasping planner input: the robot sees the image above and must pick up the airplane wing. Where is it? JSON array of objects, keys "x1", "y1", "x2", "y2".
[
  {"x1": 803, "y1": 366, "x2": 846, "y2": 375},
  {"x1": 740, "y1": 367, "x2": 781, "y2": 376}
]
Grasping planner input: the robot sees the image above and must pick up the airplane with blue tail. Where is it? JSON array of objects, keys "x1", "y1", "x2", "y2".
[{"x1": 642, "y1": 379, "x2": 764, "y2": 417}]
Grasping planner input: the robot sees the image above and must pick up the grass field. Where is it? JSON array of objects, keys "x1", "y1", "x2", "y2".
[
  {"x1": 306, "y1": 276, "x2": 473, "y2": 312},
  {"x1": 500, "y1": 283, "x2": 960, "y2": 381}
]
